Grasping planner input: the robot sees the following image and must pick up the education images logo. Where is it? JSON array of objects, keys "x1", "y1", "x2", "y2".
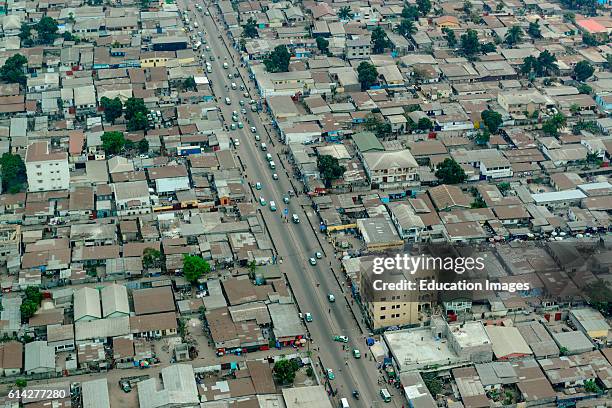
[{"x1": 370, "y1": 253, "x2": 530, "y2": 293}]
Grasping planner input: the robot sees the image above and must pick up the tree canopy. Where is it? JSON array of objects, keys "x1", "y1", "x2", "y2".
[
  {"x1": 541, "y1": 113, "x2": 566, "y2": 137},
  {"x1": 124, "y1": 97, "x2": 150, "y2": 131},
  {"x1": 401, "y1": 5, "x2": 419, "y2": 20},
  {"x1": 435, "y1": 158, "x2": 467, "y2": 184},
  {"x1": 243, "y1": 17, "x2": 258, "y2": 38},
  {"x1": 36, "y1": 16, "x2": 59, "y2": 44},
  {"x1": 573, "y1": 60, "x2": 594, "y2": 82},
  {"x1": 183, "y1": 254, "x2": 211, "y2": 283},
  {"x1": 416, "y1": 0, "x2": 432, "y2": 16},
  {"x1": 520, "y1": 50, "x2": 557, "y2": 78},
  {"x1": 0, "y1": 153, "x2": 26, "y2": 194},
  {"x1": 504, "y1": 26, "x2": 523, "y2": 46},
  {"x1": 460, "y1": 29, "x2": 480, "y2": 57},
  {"x1": 317, "y1": 155, "x2": 346, "y2": 188},
  {"x1": 364, "y1": 114, "x2": 391, "y2": 138},
  {"x1": 273, "y1": 359, "x2": 300, "y2": 385},
  {"x1": 142, "y1": 247, "x2": 162, "y2": 269},
  {"x1": 527, "y1": 20, "x2": 542, "y2": 39},
  {"x1": 100, "y1": 97, "x2": 123, "y2": 124},
  {"x1": 442, "y1": 28, "x2": 456, "y2": 48},
  {"x1": 264, "y1": 45, "x2": 290, "y2": 73},
  {"x1": 101, "y1": 131, "x2": 126, "y2": 155},
  {"x1": 20, "y1": 287, "x2": 43, "y2": 321},
  {"x1": 371, "y1": 26, "x2": 390, "y2": 54},
  {"x1": 338, "y1": 6, "x2": 353, "y2": 20},
  {"x1": 397, "y1": 19, "x2": 416, "y2": 38},
  {"x1": 417, "y1": 117, "x2": 433, "y2": 131},
  {"x1": 481, "y1": 110, "x2": 503, "y2": 133},
  {"x1": 0, "y1": 54, "x2": 27, "y2": 86},
  {"x1": 316, "y1": 37, "x2": 329, "y2": 55},
  {"x1": 357, "y1": 61, "x2": 378, "y2": 91}
]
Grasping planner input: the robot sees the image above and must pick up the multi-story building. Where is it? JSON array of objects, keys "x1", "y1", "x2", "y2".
[
  {"x1": 345, "y1": 37, "x2": 371, "y2": 60},
  {"x1": 25, "y1": 141, "x2": 70, "y2": 192},
  {"x1": 361, "y1": 149, "x2": 419, "y2": 189}
]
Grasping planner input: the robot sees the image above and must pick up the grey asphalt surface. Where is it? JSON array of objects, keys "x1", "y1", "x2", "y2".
[{"x1": 180, "y1": 3, "x2": 404, "y2": 407}]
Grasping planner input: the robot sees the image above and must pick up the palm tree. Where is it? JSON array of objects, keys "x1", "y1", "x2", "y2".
[
  {"x1": 247, "y1": 260, "x2": 258, "y2": 278},
  {"x1": 397, "y1": 19, "x2": 416, "y2": 38},
  {"x1": 537, "y1": 50, "x2": 558, "y2": 76},
  {"x1": 504, "y1": 25, "x2": 523, "y2": 46},
  {"x1": 338, "y1": 6, "x2": 353, "y2": 20}
]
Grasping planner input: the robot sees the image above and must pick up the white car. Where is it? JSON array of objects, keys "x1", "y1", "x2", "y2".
[
  {"x1": 309, "y1": 258, "x2": 317, "y2": 266},
  {"x1": 272, "y1": 173, "x2": 278, "y2": 180},
  {"x1": 250, "y1": 126, "x2": 257, "y2": 133},
  {"x1": 254, "y1": 135, "x2": 260, "y2": 141},
  {"x1": 234, "y1": 138, "x2": 240, "y2": 147},
  {"x1": 315, "y1": 252, "x2": 322, "y2": 259}
]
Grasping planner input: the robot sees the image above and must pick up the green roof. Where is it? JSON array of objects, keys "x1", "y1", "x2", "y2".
[{"x1": 352, "y1": 132, "x2": 384, "y2": 153}]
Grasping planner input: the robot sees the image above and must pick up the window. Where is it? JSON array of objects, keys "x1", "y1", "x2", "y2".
[
  {"x1": 380, "y1": 315, "x2": 386, "y2": 320},
  {"x1": 380, "y1": 306, "x2": 386, "y2": 311}
]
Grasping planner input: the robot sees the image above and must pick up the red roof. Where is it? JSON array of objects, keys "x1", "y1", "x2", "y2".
[
  {"x1": 69, "y1": 131, "x2": 85, "y2": 155},
  {"x1": 577, "y1": 19, "x2": 607, "y2": 34}
]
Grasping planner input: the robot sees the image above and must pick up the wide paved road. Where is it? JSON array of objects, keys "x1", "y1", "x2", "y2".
[{"x1": 180, "y1": 2, "x2": 400, "y2": 407}]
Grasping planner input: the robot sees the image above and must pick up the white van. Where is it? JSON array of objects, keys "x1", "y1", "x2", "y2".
[
  {"x1": 340, "y1": 398, "x2": 350, "y2": 408},
  {"x1": 231, "y1": 82, "x2": 237, "y2": 90},
  {"x1": 225, "y1": 97, "x2": 231, "y2": 105},
  {"x1": 261, "y1": 143, "x2": 267, "y2": 151},
  {"x1": 265, "y1": 153, "x2": 273, "y2": 161}
]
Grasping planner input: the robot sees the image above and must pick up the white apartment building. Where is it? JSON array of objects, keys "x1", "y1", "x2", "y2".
[{"x1": 25, "y1": 141, "x2": 70, "y2": 192}]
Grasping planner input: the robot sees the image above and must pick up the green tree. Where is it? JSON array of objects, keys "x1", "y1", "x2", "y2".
[
  {"x1": 101, "y1": 131, "x2": 126, "y2": 155},
  {"x1": 371, "y1": 26, "x2": 390, "y2": 54},
  {"x1": 263, "y1": 45, "x2": 290, "y2": 73},
  {"x1": 401, "y1": 5, "x2": 419, "y2": 20},
  {"x1": 435, "y1": 158, "x2": 467, "y2": 184},
  {"x1": 476, "y1": 129, "x2": 491, "y2": 145},
  {"x1": 559, "y1": 346, "x2": 569, "y2": 355},
  {"x1": 183, "y1": 254, "x2": 211, "y2": 283},
  {"x1": 460, "y1": 29, "x2": 480, "y2": 57},
  {"x1": 481, "y1": 109, "x2": 503, "y2": 133},
  {"x1": 338, "y1": 6, "x2": 353, "y2": 20},
  {"x1": 138, "y1": 138, "x2": 149, "y2": 154},
  {"x1": 20, "y1": 301, "x2": 38, "y2": 320},
  {"x1": 36, "y1": 16, "x2": 59, "y2": 44},
  {"x1": 541, "y1": 113, "x2": 566, "y2": 137},
  {"x1": 422, "y1": 372, "x2": 442, "y2": 396},
  {"x1": 317, "y1": 155, "x2": 346, "y2": 187},
  {"x1": 471, "y1": 197, "x2": 487, "y2": 208},
  {"x1": 582, "y1": 32, "x2": 600, "y2": 46},
  {"x1": 573, "y1": 60, "x2": 594, "y2": 82},
  {"x1": 316, "y1": 36, "x2": 329, "y2": 55},
  {"x1": 583, "y1": 280, "x2": 612, "y2": 316},
  {"x1": 127, "y1": 112, "x2": 148, "y2": 132},
  {"x1": 480, "y1": 42, "x2": 496, "y2": 53},
  {"x1": 504, "y1": 25, "x2": 523, "y2": 46},
  {"x1": 584, "y1": 379, "x2": 602, "y2": 394},
  {"x1": 0, "y1": 54, "x2": 28, "y2": 86},
  {"x1": 273, "y1": 358, "x2": 300, "y2": 384},
  {"x1": 416, "y1": 0, "x2": 432, "y2": 16},
  {"x1": 247, "y1": 260, "x2": 257, "y2": 277},
  {"x1": 462, "y1": 0, "x2": 473, "y2": 14},
  {"x1": 577, "y1": 83, "x2": 592, "y2": 95},
  {"x1": 496, "y1": 2, "x2": 504, "y2": 11},
  {"x1": 397, "y1": 19, "x2": 416, "y2": 38},
  {"x1": 0, "y1": 153, "x2": 26, "y2": 193},
  {"x1": 357, "y1": 61, "x2": 378, "y2": 91},
  {"x1": 417, "y1": 117, "x2": 432, "y2": 131},
  {"x1": 142, "y1": 247, "x2": 162, "y2": 269},
  {"x1": 125, "y1": 97, "x2": 149, "y2": 120},
  {"x1": 442, "y1": 28, "x2": 456, "y2": 47},
  {"x1": 15, "y1": 379, "x2": 27, "y2": 388},
  {"x1": 243, "y1": 17, "x2": 258, "y2": 38},
  {"x1": 498, "y1": 182, "x2": 511, "y2": 194},
  {"x1": 100, "y1": 96, "x2": 123, "y2": 124},
  {"x1": 19, "y1": 23, "x2": 32, "y2": 46},
  {"x1": 537, "y1": 50, "x2": 558, "y2": 76},
  {"x1": 183, "y1": 77, "x2": 197, "y2": 91},
  {"x1": 364, "y1": 114, "x2": 391, "y2": 138},
  {"x1": 528, "y1": 20, "x2": 542, "y2": 39}
]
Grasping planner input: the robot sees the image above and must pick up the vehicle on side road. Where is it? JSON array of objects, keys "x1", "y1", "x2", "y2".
[
  {"x1": 333, "y1": 335, "x2": 349, "y2": 343},
  {"x1": 327, "y1": 294, "x2": 335, "y2": 302},
  {"x1": 304, "y1": 313, "x2": 312, "y2": 322}
]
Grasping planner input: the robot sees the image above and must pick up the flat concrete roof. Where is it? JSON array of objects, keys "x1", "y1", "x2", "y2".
[{"x1": 385, "y1": 328, "x2": 458, "y2": 371}]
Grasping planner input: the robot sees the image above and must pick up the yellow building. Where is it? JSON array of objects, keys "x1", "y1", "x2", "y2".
[{"x1": 140, "y1": 51, "x2": 175, "y2": 68}]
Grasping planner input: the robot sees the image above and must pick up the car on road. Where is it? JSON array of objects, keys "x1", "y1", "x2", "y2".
[
  {"x1": 227, "y1": 73, "x2": 233, "y2": 79},
  {"x1": 272, "y1": 173, "x2": 278, "y2": 180},
  {"x1": 352, "y1": 391, "x2": 360, "y2": 400},
  {"x1": 238, "y1": 122, "x2": 244, "y2": 129},
  {"x1": 269, "y1": 201, "x2": 277, "y2": 211},
  {"x1": 255, "y1": 135, "x2": 260, "y2": 141},
  {"x1": 333, "y1": 335, "x2": 349, "y2": 343},
  {"x1": 283, "y1": 196, "x2": 289, "y2": 204},
  {"x1": 326, "y1": 369, "x2": 335, "y2": 380},
  {"x1": 353, "y1": 349, "x2": 361, "y2": 358},
  {"x1": 380, "y1": 388, "x2": 391, "y2": 403},
  {"x1": 230, "y1": 123, "x2": 237, "y2": 130},
  {"x1": 233, "y1": 138, "x2": 240, "y2": 147},
  {"x1": 205, "y1": 45, "x2": 210, "y2": 51},
  {"x1": 255, "y1": 182, "x2": 262, "y2": 190},
  {"x1": 304, "y1": 313, "x2": 312, "y2": 322},
  {"x1": 243, "y1": 91, "x2": 249, "y2": 97},
  {"x1": 315, "y1": 252, "x2": 322, "y2": 259},
  {"x1": 225, "y1": 97, "x2": 231, "y2": 105},
  {"x1": 292, "y1": 214, "x2": 299, "y2": 223},
  {"x1": 241, "y1": 108, "x2": 247, "y2": 114},
  {"x1": 250, "y1": 126, "x2": 256, "y2": 133},
  {"x1": 204, "y1": 10, "x2": 210, "y2": 15},
  {"x1": 239, "y1": 100, "x2": 245, "y2": 106},
  {"x1": 259, "y1": 197, "x2": 266, "y2": 206},
  {"x1": 232, "y1": 115, "x2": 238, "y2": 122},
  {"x1": 327, "y1": 293, "x2": 335, "y2": 302},
  {"x1": 309, "y1": 257, "x2": 317, "y2": 265}
]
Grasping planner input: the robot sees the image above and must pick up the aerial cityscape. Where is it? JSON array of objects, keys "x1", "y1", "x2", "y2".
[{"x1": 0, "y1": 0, "x2": 610, "y2": 406}]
